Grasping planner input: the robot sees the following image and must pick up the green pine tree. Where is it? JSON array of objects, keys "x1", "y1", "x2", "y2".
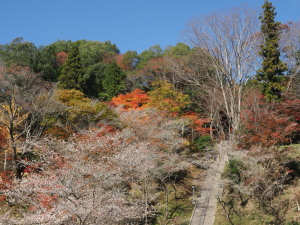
[
  {"x1": 256, "y1": 0, "x2": 287, "y2": 101},
  {"x1": 58, "y1": 42, "x2": 83, "y2": 90}
]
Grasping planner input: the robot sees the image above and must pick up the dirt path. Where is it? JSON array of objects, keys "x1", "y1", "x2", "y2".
[{"x1": 190, "y1": 142, "x2": 229, "y2": 225}]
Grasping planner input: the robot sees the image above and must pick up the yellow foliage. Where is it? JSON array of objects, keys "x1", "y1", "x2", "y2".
[
  {"x1": 55, "y1": 89, "x2": 95, "y2": 123},
  {"x1": 55, "y1": 89, "x2": 90, "y2": 106},
  {"x1": 147, "y1": 81, "x2": 190, "y2": 114},
  {"x1": 0, "y1": 98, "x2": 29, "y2": 131},
  {"x1": 54, "y1": 89, "x2": 117, "y2": 126},
  {"x1": 182, "y1": 140, "x2": 190, "y2": 146}
]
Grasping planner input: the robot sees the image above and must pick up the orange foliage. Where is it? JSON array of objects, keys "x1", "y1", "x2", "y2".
[
  {"x1": 112, "y1": 87, "x2": 212, "y2": 136},
  {"x1": 114, "y1": 54, "x2": 133, "y2": 71},
  {"x1": 115, "y1": 54, "x2": 124, "y2": 69},
  {"x1": 182, "y1": 112, "x2": 212, "y2": 135},
  {"x1": 55, "y1": 51, "x2": 68, "y2": 67},
  {"x1": 111, "y1": 89, "x2": 149, "y2": 110}
]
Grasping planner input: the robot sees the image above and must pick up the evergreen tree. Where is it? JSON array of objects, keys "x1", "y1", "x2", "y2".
[
  {"x1": 256, "y1": 0, "x2": 287, "y2": 101},
  {"x1": 99, "y1": 62, "x2": 126, "y2": 100},
  {"x1": 58, "y1": 42, "x2": 83, "y2": 90},
  {"x1": 81, "y1": 63, "x2": 106, "y2": 97}
]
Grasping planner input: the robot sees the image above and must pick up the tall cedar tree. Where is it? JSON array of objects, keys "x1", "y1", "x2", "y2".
[
  {"x1": 256, "y1": 0, "x2": 287, "y2": 101},
  {"x1": 58, "y1": 42, "x2": 83, "y2": 90}
]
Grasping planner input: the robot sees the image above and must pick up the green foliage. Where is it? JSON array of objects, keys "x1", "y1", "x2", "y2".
[
  {"x1": 256, "y1": 1, "x2": 288, "y2": 101},
  {"x1": 164, "y1": 43, "x2": 191, "y2": 57},
  {"x1": 137, "y1": 45, "x2": 163, "y2": 69},
  {"x1": 81, "y1": 63, "x2": 106, "y2": 97},
  {"x1": 0, "y1": 38, "x2": 71, "y2": 82},
  {"x1": 48, "y1": 40, "x2": 72, "y2": 53},
  {"x1": 31, "y1": 40, "x2": 72, "y2": 82},
  {"x1": 31, "y1": 45, "x2": 59, "y2": 81},
  {"x1": 0, "y1": 37, "x2": 37, "y2": 67},
  {"x1": 99, "y1": 62, "x2": 126, "y2": 100},
  {"x1": 52, "y1": 39, "x2": 122, "y2": 97},
  {"x1": 58, "y1": 42, "x2": 83, "y2": 90},
  {"x1": 286, "y1": 221, "x2": 300, "y2": 225},
  {"x1": 154, "y1": 197, "x2": 193, "y2": 225},
  {"x1": 78, "y1": 40, "x2": 104, "y2": 68},
  {"x1": 194, "y1": 135, "x2": 212, "y2": 151},
  {"x1": 98, "y1": 40, "x2": 120, "y2": 54},
  {"x1": 78, "y1": 40, "x2": 119, "y2": 69},
  {"x1": 120, "y1": 50, "x2": 139, "y2": 71},
  {"x1": 81, "y1": 61, "x2": 126, "y2": 99},
  {"x1": 223, "y1": 159, "x2": 245, "y2": 184}
]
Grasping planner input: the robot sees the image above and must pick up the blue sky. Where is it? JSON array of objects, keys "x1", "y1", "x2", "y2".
[{"x1": 0, "y1": 0, "x2": 299, "y2": 53}]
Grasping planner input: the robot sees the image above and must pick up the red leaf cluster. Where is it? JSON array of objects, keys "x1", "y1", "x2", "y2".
[
  {"x1": 44, "y1": 125, "x2": 74, "y2": 140},
  {"x1": 240, "y1": 93, "x2": 300, "y2": 148},
  {"x1": 55, "y1": 51, "x2": 68, "y2": 67},
  {"x1": 96, "y1": 123, "x2": 118, "y2": 137}
]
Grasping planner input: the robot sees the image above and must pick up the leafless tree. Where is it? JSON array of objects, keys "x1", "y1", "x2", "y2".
[
  {"x1": 279, "y1": 21, "x2": 300, "y2": 92},
  {"x1": 1, "y1": 134, "x2": 147, "y2": 225},
  {"x1": 183, "y1": 6, "x2": 260, "y2": 139},
  {"x1": 0, "y1": 108, "x2": 191, "y2": 224}
]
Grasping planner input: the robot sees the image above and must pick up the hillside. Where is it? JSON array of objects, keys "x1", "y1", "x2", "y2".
[{"x1": 0, "y1": 1, "x2": 300, "y2": 224}]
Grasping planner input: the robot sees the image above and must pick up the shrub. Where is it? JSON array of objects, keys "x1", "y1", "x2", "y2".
[
  {"x1": 194, "y1": 135, "x2": 212, "y2": 151},
  {"x1": 223, "y1": 159, "x2": 245, "y2": 184},
  {"x1": 239, "y1": 91, "x2": 300, "y2": 148},
  {"x1": 148, "y1": 81, "x2": 190, "y2": 114},
  {"x1": 52, "y1": 89, "x2": 117, "y2": 130}
]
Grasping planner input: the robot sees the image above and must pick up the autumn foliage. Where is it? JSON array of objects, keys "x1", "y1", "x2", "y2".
[
  {"x1": 239, "y1": 92, "x2": 300, "y2": 148},
  {"x1": 182, "y1": 112, "x2": 212, "y2": 135},
  {"x1": 111, "y1": 89, "x2": 149, "y2": 110},
  {"x1": 55, "y1": 51, "x2": 68, "y2": 67},
  {"x1": 112, "y1": 83, "x2": 212, "y2": 137},
  {"x1": 96, "y1": 123, "x2": 118, "y2": 137},
  {"x1": 147, "y1": 81, "x2": 190, "y2": 114},
  {"x1": 112, "y1": 81, "x2": 191, "y2": 114},
  {"x1": 0, "y1": 125, "x2": 7, "y2": 149}
]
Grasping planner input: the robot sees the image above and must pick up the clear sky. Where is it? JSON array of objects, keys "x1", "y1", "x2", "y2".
[{"x1": 0, "y1": 0, "x2": 299, "y2": 53}]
